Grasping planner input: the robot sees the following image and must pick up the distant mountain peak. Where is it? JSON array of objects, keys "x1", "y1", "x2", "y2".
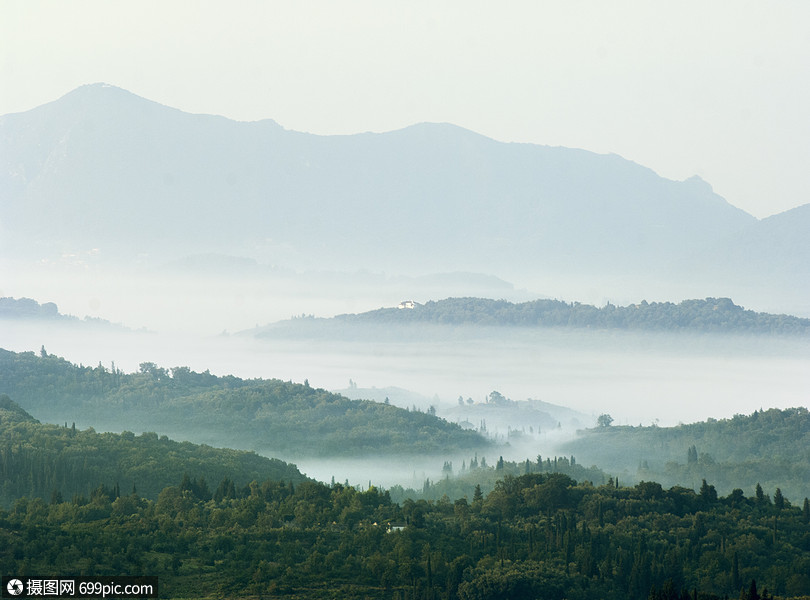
[
  {"x1": 79, "y1": 81, "x2": 127, "y2": 91},
  {"x1": 59, "y1": 81, "x2": 150, "y2": 103},
  {"x1": 2, "y1": 84, "x2": 807, "y2": 316},
  {"x1": 684, "y1": 174, "x2": 713, "y2": 190},
  {"x1": 48, "y1": 82, "x2": 180, "y2": 115}
]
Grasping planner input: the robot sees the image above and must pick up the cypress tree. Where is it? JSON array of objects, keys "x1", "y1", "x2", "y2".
[
  {"x1": 472, "y1": 484, "x2": 483, "y2": 513},
  {"x1": 774, "y1": 488, "x2": 785, "y2": 510},
  {"x1": 425, "y1": 552, "x2": 432, "y2": 595},
  {"x1": 731, "y1": 551, "x2": 741, "y2": 591},
  {"x1": 699, "y1": 479, "x2": 717, "y2": 504},
  {"x1": 755, "y1": 483, "x2": 766, "y2": 505}
]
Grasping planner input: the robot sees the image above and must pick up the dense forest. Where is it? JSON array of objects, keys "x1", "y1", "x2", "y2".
[
  {"x1": 0, "y1": 395, "x2": 306, "y2": 506},
  {"x1": 0, "y1": 348, "x2": 489, "y2": 457},
  {"x1": 560, "y1": 408, "x2": 810, "y2": 503},
  {"x1": 2, "y1": 467, "x2": 809, "y2": 599},
  {"x1": 256, "y1": 297, "x2": 810, "y2": 336},
  {"x1": 3, "y1": 350, "x2": 810, "y2": 598},
  {"x1": 387, "y1": 453, "x2": 611, "y2": 506}
]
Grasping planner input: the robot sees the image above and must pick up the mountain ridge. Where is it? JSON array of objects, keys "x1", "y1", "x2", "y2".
[
  {"x1": 0, "y1": 392, "x2": 307, "y2": 506},
  {"x1": 249, "y1": 296, "x2": 810, "y2": 338},
  {"x1": 2, "y1": 83, "x2": 808, "y2": 316},
  {"x1": 0, "y1": 347, "x2": 490, "y2": 458},
  {"x1": 560, "y1": 406, "x2": 810, "y2": 502}
]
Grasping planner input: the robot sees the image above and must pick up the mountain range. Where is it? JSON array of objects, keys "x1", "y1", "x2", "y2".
[{"x1": 2, "y1": 83, "x2": 808, "y2": 316}]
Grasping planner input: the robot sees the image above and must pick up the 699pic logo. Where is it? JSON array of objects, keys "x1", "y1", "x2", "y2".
[{"x1": 6, "y1": 579, "x2": 24, "y2": 597}]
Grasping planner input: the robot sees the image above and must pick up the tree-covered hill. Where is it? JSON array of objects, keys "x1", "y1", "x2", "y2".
[
  {"x1": 2, "y1": 467, "x2": 808, "y2": 599},
  {"x1": 388, "y1": 452, "x2": 611, "y2": 507},
  {"x1": 253, "y1": 297, "x2": 810, "y2": 338},
  {"x1": 0, "y1": 297, "x2": 62, "y2": 319},
  {"x1": 0, "y1": 348, "x2": 489, "y2": 458},
  {"x1": 559, "y1": 408, "x2": 810, "y2": 502},
  {"x1": 0, "y1": 296, "x2": 127, "y2": 329},
  {"x1": 0, "y1": 394, "x2": 306, "y2": 507}
]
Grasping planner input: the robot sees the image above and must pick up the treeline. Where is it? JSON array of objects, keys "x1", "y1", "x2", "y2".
[
  {"x1": 561, "y1": 408, "x2": 810, "y2": 503},
  {"x1": 2, "y1": 470, "x2": 809, "y2": 599},
  {"x1": 390, "y1": 453, "x2": 610, "y2": 506},
  {"x1": 0, "y1": 348, "x2": 489, "y2": 457},
  {"x1": 0, "y1": 395, "x2": 306, "y2": 506},
  {"x1": 0, "y1": 297, "x2": 61, "y2": 319},
  {"x1": 336, "y1": 297, "x2": 810, "y2": 335},
  {"x1": 0, "y1": 296, "x2": 123, "y2": 329}
]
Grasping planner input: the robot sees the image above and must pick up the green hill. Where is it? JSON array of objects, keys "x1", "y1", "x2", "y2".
[
  {"x1": 2, "y1": 465, "x2": 809, "y2": 599},
  {"x1": 255, "y1": 297, "x2": 810, "y2": 337},
  {"x1": 0, "y1": 394, "x2": 306, "y2": 507},
  {"x1": 0, "y1": 348, "x2": 489, "y2": 458},
  {"x1": 559, "y1": 407, "x2": 810, "y2": 501}
]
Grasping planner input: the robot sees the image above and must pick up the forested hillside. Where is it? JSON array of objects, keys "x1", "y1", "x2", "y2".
[
  {"x1": 0, "y1": 394, "x2": 306, "y2": 506},
  {"x1": 255, "y1": 297, "x2": 810, "y2": 337},
  {"x1": 388, "y1": 453, "x2": 610, "y2": 506},
  {"x1": 0, "y1": 297, "x2": 63, "y2": 319},
  {"x1": 2, "y1": 468, "x2": 808, "y2": 599},
  {"x1": 0, "y1": 296, "x2": 125, "y2": 329},
  {"x1": 0, "y1": 348, "x2": 489, "y2": 457},
  {"x1": 561, "y1": 408, "x2": 810, "y2": 502}
]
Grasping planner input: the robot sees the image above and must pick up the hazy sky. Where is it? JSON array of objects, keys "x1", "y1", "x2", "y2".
[{"x1": 2, "y1": 1, "x2": 808, "y2": 219}]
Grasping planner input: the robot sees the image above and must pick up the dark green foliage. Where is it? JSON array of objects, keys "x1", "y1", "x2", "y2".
[
  {"x1": 774, "y1": 488, "x2": 785, "y2": 510},
  {"x1": 561, "y1": 407, "x2": 810, "y2": 502},
  {"x1": 0, "y1": 348, "x2": 488, "y2": 457},
  {"x1": 317, "y1": 296, "x2": 810, "y2": 335},
  {"x1": 0, "y1": 396, "x2": 306, "y2": 506},
  {"x1": 0, "y1": 393, "x2": 35, "y2": 422},
  {"x1": 2, "y1": 471, "x2": 809, "y2": 599},
  {"x1": 389, "y1": 453, "x2": 608, "y2": 506}
]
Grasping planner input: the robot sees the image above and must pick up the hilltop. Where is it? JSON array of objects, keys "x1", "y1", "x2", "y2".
[
  {"x1": 251, "y1": 297, "x2": 810, "y2": 339},
  {"x1": 3, "y1": 84, "x2": 809, "y2": 316},
  {"x1": 0, "y1": 348, "x2": 490, "y2": 459},
  {"x1": 0, "y1": 394, "x2": 306, "y2": 506},
  {"x1": 0, "y1": 296, "x2": 132, "y2": 330},
  {"x1": 560, "y1": 407, "x2": 810, "y2": 502}
]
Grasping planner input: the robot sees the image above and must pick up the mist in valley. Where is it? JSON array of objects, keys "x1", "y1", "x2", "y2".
[
  {"x1": 3, "y1": 275, "x2": 808, "y2": 493},
  {"x1": 5, "y1": 8, "x2": 810, "y2": 597},
  {"x1": 2, "y1": 81, "x2": 810, "y2": 497}
]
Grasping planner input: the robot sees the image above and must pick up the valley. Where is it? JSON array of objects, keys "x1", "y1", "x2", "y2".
[{"x1": 2, "y1": 80, "x2": 810, "y2": 598}]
